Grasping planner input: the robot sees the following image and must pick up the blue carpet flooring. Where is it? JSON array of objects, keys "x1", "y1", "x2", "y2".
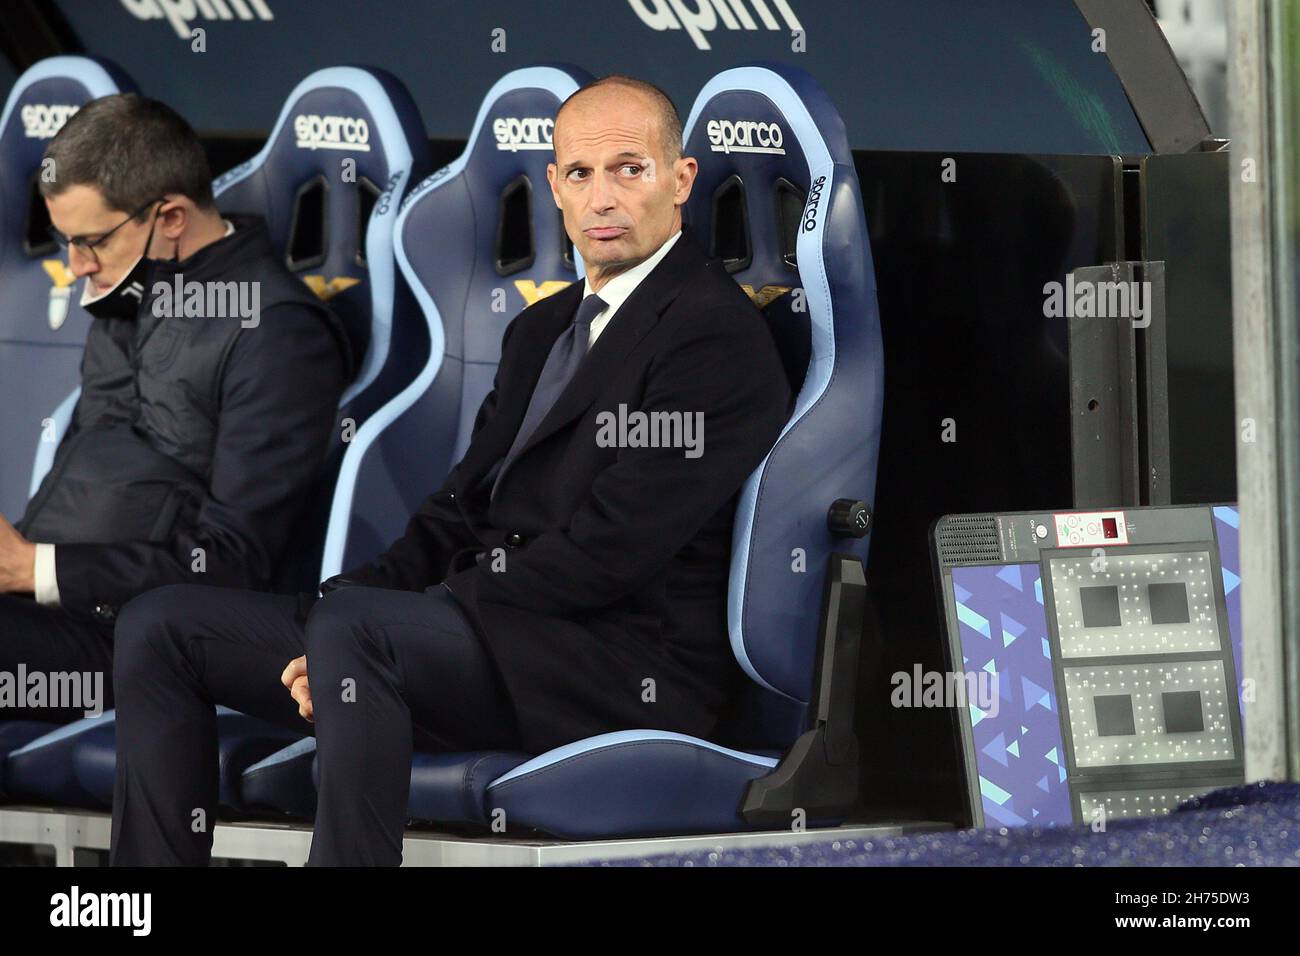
[{"x1": 596, "y1": 782, "x2": 1300, "y2": 866}]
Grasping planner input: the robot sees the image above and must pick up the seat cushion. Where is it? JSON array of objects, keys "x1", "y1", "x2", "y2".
[
  {"x1": 0, "y1": 721, "x2": 62, "y2": 799},
  {"x1": 485, "y1": 731, "x2": 784, "y2": 839},
  {"x1": 241, "y1": 739, "x2": 532, "y2": 827},
  {"x1": 4, "y1": 714, "x2": 110, "y2": 806},
  {"x1": 407, "y1": 750, "x2": 531, "y2": 826},
  {"x1": 73, "y1": 709, "x2": 304, "y2": 811},
  {"x1": 8, "y1": 707, "x2": 301, "y2": 810},
  {"x1": 241, "y1": 737, "x2": 319, "y2": 820}
]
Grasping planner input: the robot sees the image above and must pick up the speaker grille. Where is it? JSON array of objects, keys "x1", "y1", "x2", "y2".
[{"x1": 937, "y1": 515, "x2": 1001, "y2": 565}]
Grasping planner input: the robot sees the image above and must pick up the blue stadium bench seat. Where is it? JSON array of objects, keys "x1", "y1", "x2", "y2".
[
  {"x1": 246, "y1": 63, "x2": 886, "y2": 841},
  {"x1": 1, "y1": 66, "x2": 432, "y2": 813},
  {"x1": 471, "y1": 62, "x2": 886, "y2": 838},
  {"x1": 3, "y1": 708, "x2": 300, "y2": 812},
  {"x1": 213, "y1": 64, "x2": 433, "y2": 591},
  {"x1": 242, "y1": 63, "x2": 592, "y2": 821},
  {"x1": 0, "y1": 55, "x2": 137, "y2": 788},
  {"x1": 0, "y1": 55, "x2": 137, "y2": 522}
]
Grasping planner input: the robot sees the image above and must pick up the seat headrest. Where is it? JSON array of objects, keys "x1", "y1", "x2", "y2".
[
  {"x1": 0, "y1": 56, "x2": 138, "y2": 274},
  {"x1": 392, "y1": 60, "x2": 592, "y2": 366},
  {"x1": 213, "y1": 65, "x2": 432, "y2": 402},
  {"x1": 395, "y1": 63, "x2": 592, "y2": 396},
  {"x1": 683, "y1": 62, "x2": 859, "y2": 394}
]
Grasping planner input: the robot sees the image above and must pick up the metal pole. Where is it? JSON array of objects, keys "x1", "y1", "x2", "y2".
[{"x1": 1227, "y1": 0, "x2": 1299, "y2": 781}]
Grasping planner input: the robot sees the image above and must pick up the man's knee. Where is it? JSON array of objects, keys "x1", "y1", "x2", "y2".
[
  {"x1": 114, "y1": 584, "x2": 207, "y2": 678},
  {"x1": 304, "y1": 586, "x2": 381, "y2": 664}
]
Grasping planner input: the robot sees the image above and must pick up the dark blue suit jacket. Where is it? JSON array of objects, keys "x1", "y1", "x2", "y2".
[{"x1": 337, "y1": 229, "x2": 791, "y2": 753}]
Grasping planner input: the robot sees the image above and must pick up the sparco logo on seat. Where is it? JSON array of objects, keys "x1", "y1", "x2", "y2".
[
  {"x1": 294, "y1": 114, "x2": 371, "y2": 152},
  {"x1": 706, "y1": 119, "x2": 785, "y2": 155},
  {"x1": 802, "y1": 175, "x2": 826, "y2": 232},
  {"x1": 494, "y1": 117, "x2": 555, "y2": 152},
  {"x1": 22, "y1": 104, "x2": 78, "y2": 139}
]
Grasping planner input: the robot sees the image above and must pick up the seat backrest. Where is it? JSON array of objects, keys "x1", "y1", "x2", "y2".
[
  {"x1": 320, "y1": 64, "x2": 591, "y2": 577},
  {"x1": 212, "y1": 65, "x2": 432, "y2": 421},
  {"x1": 211, "y1": 66, "x2": 432, "y2": 589},
  {"x1": 0, "y1": 56, "x2": 136, "y2": 520},
  {"x1": 682, "y1": 63, "x2": 885, "y2": 750}
]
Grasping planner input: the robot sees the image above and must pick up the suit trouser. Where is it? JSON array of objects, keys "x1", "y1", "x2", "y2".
[
  {"x1": 0, "y1": 593, "x2": 115, "y2": 724},
  {"x1": 109, "y1": 582, "x2": 520, "y2": 866}
]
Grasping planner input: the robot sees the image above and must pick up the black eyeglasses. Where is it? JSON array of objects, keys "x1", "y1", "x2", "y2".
[{"x1": 47, "y1": 197, "x2": 164, "y2": 262}]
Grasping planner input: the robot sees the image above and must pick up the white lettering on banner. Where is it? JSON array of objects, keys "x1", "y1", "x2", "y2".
[
  {"x1": 626, "y1": 0, "x2": 803, "y2": 51},
  {"x1": 120, "y1": 0, "x2": 275, "y2": 41}
]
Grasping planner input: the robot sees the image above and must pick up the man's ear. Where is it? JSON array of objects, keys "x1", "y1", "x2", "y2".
[
  {"x1": 673, "y1": 156, "x2": 698, "y2": 205},
  {"x1": 156, "y1": 198, "x2": 189, "y2": 241},
  {"x1": 546, "y1": 162, "x2": 562, "y2": 208}
]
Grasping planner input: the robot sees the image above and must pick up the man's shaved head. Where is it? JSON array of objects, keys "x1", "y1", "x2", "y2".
[
  {"x1": 556, "y1": 75, "x2": 683, "y2": 164},
  {"x1": 547, "y1": 74, "x2": 697, "y2": 290}
]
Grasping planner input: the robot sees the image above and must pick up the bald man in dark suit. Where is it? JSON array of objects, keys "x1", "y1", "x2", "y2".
[{"x1": 110, "y1": 74, "x2": 791, "y2": 866}]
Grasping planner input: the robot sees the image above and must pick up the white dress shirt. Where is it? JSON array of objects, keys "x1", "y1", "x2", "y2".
[
  {"x1": 33, "y1": 218, "x2": 238, "y2": 606},
  {"x1": 582, "y1": 229, "x2": 681, "y2": 350}
]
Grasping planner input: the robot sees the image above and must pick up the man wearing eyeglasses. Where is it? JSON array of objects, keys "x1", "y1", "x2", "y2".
[{"x1": 0, "y1": 93, "x2": 352, "y2": 724}]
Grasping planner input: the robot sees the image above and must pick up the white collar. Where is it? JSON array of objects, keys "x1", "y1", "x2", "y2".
[
  {"x1": 581, "y1": 229, "x2": 682, "y2": 315},
  {"x1": 222, "y1": 219, "x2": 235, "y2": 237}
]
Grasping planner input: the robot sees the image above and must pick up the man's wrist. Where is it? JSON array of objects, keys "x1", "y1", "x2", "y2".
[{"x1": 17, "y1": 540, "x2": 36, "y2": 593}]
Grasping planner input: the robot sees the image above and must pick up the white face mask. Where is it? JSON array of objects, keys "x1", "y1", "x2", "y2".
[
  {"x1": 79, "y1": 254, "x2": 149, "y2": 319},
  {"x1": 77, "y1": 205, "x2": 162, "y2": 320}
]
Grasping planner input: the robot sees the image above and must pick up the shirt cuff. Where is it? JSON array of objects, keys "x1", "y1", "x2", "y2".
[{"x1": 34, "y1": 542, "x2": 60, "y2": 606}]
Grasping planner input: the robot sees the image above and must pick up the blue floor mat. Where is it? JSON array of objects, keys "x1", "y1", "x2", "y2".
[{"x1": 595, "y1": 782, "x2": 1300, "y2": 866}]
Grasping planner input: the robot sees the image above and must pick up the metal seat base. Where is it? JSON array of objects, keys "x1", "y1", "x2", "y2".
[{"x1": 0, "y1": 807, "x2": 947, "y2": 866}]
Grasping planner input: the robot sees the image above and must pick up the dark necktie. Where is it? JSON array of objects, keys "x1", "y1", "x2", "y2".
[{"x1": 491, "y1": 292, "x2": 607, "y2": 499}]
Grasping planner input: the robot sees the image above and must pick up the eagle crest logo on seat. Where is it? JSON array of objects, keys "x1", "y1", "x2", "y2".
[
  {"x1": 514, "y1": 279, "x2": 572, "y2": 306},
  {"x1": 740, "y1": 284, "x2": 792, "y2": 310},
  {"x1": 43, "y1": 260, "x2": 77, "y2": 330},
  {"x1": 303, "y1": 275, "x2": 362, "y2": 301}
]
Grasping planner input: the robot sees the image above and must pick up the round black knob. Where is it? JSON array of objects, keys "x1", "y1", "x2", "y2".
[{"x1": 827, "y1": 499, "x2": 872, "y2": 538}]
